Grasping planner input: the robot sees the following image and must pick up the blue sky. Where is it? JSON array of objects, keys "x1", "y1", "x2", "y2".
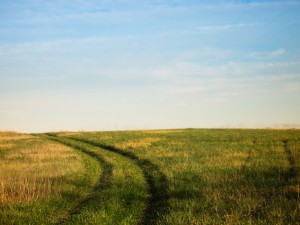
[{"x1": 0, "y1": 0, "x2": 300, "y2": 132}]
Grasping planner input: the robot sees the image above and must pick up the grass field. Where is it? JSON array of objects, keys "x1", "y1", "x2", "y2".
[{"x1": 0, "y1": 129, "x2": 299, "y2": 224}]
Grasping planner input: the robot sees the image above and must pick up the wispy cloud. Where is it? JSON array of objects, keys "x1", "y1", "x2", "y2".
[
  {"x1": 152, "y1": 59, "x2": 300, "y2": 97},
  {"x1": 249, "y1": 48, "x2": 286, "y2": 59},
  {"x1": 1, "y1": 0, "x2": 300, "y2": 131},
  {"x1": 198, "y1": 23, "x2": 259, "y2": 32},
  {"x1": 0, "y1": 35, "x2": 136, "y2": 57}
]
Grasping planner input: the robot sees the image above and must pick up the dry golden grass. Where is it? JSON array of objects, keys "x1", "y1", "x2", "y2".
[
  {"x1": 115, "y1": 137, "x2": 161, "y2": 149},
  {"x1": 0, "y1": 143, "x2": 14, "y2": 149},
  {"x1": 57, "y1": 131, "x2": 86, "y2": 136},
  {"x1": 202, "y1": 152, "x2": 248, "y2": 169},
  {"x1": 140, "y1": 129, "x2": 186, "y2": 134},
  {"x1": 0, "y1": 131, "x2": 34, "y2": 141},
  {"x1": 0, "y1": 139, "x2": 83, "y2": 204},
  {"x1": 282, "y1": 185, "x2": 300, "y2": 195}
]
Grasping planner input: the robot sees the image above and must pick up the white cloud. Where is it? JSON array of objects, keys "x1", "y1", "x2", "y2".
[
  {"x1": 0, "y1": 35, "x2": 136, "y2": 57},
  {"x1": 249, "y1": 48, "x2": 286, "y2": 59},
  {"x1": 149, "y1": 59, "x2": 300, "y2": 102},
  {"x1": 198, "y1": 23, "x2": 259, "y2": 32}
]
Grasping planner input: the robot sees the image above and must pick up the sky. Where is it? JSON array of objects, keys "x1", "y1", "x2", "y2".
[{"x1": 0, "y1": 0, "x2": 300, "y2": 132}]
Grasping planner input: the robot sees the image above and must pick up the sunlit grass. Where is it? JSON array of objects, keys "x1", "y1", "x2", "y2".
[
  {"x1": 0, "y1": 132, "x2": 100, "y2": 224},
  {"x1": 66, "y1": 129, "x2": 300, "y2": 224},
  {"x1": 0, "y1": 141, "x2": 82, "y2": 204},
  {"x1": 48, "y1": 135, "x2": 148, "y2": 224},
  {"x1": 0, "y1": 131, "x2": 34, "y2": 141},
  {"x1": 1, "y1": 129, "x2": 299, "y2": 224},
  {"x1": 115, "y1": 137, "x2": 161, "y2": 150}
]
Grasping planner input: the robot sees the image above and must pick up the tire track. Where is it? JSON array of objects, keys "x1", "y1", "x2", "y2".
[
  {"x1": 44, "y1": 134, "x2": 113, "y2": 224},
  {"x1": 69, "y1": 136, "x2": 170, "y2": 225},
  {"x1": 283, "y1": 139, "x2": 297, "y2": 183},
  {"x1": 240, "y1": 139, "x2": 298, "y2": 218},
  {"x1": 240, "y1": 138, "x2": 256, "y2": 174}
]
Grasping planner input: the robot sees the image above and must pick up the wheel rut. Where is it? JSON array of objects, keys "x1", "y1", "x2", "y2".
[
  {"x1": 70, "y1": 136, "x2": 170, "y2": 225},
  {"x1": 283, "y1": 139, "x2": 297, "y2": 183},
  {"x1": 240, "y1": 138, "x2": 256, "y2": 174},
  {"x1": 45, "y1": 134, "x2": 113, "y2": 224}
]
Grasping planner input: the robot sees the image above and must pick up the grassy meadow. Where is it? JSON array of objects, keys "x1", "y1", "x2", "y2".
[{"x1": 0, "y1": 129, "x2": 299, "y2": 224}]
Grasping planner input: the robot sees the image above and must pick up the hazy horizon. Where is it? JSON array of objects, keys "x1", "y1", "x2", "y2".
[{"x1": 1, "y1": 0, "x2": 300, "y2": 133}]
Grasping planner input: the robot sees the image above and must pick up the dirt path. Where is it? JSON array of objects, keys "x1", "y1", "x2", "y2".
[
  {"x1": 70, "y1": 136, "x2": 170, "y2": 225},
  {"x1": 283, "y1": 139, "x2": 297, "y2": 183},
  {"x1": 45, "y1": 134, "x2": 113, "y2": 224}
]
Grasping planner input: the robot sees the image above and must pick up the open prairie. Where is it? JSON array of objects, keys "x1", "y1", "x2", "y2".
[{"x1": 0, "y1": 129, "x2": 299, "y2": 224}]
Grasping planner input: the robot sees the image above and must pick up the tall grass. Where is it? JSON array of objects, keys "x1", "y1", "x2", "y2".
[
  {"x1": 0, "y1": 141, "x2": 82, "y2": 204},
  {"x1": 1, "y1": 129, "x2": 299, "y2": 224},
  {"x1": 0, "y1": 132, "x2": 100, "y2": 224},
  {"x1": 65, "y1": 129, "x2": 300, "y2": 224},
  {"x1": 48, "y1": 134, "x2": 149, "y2": 225}
]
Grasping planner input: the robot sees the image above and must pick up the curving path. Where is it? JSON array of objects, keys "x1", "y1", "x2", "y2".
[
  {"x1": 283, "y1": 139, "x2": 297, "y2": 183},
  {"x1": 46, "y1": 134, "x2": 170, "y2": 224},
  {"x1": 240, "y1": 138, "x2": 256, "y2": 174},
  {"x1": 45, "y1": 134, "x2": 113, "y2": 224},
  {"x1": 69, "y1": 136, "x2": 170, "y2": 225}
]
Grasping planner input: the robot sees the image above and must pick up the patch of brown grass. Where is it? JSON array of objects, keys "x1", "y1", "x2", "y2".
[
  {"x1": 0, "y1": 143, "x2": 14, "y2": 149},
  {"x1": 282, "y1": 185, "x2": 300, "y2": 195},
  {"x1": 0, "y1": 132, "x2": 34, "y2": 141},
  {"x1": 141, "y1": 129, "x2": 186, "y2": 134},
  {"x1": 57, "y1": 131, "x2": 85, "y2": 136},
  {"x1": 116, "y1": 137, "x2": 161, "y2": 149},
  {"x1": 0, "y1": 140, "x2": 83, "y2": 204}
]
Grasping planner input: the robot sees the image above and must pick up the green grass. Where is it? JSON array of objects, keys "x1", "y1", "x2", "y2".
[
  {"x1": 0, "y1": 132, "x2": 100, "y2": 224},
  {"x1": 46, "y1": 134, "x2": 148, "y2": 224},
  {"x1": 1, "y1": 129, "x2": 299, "y2": 224}
]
